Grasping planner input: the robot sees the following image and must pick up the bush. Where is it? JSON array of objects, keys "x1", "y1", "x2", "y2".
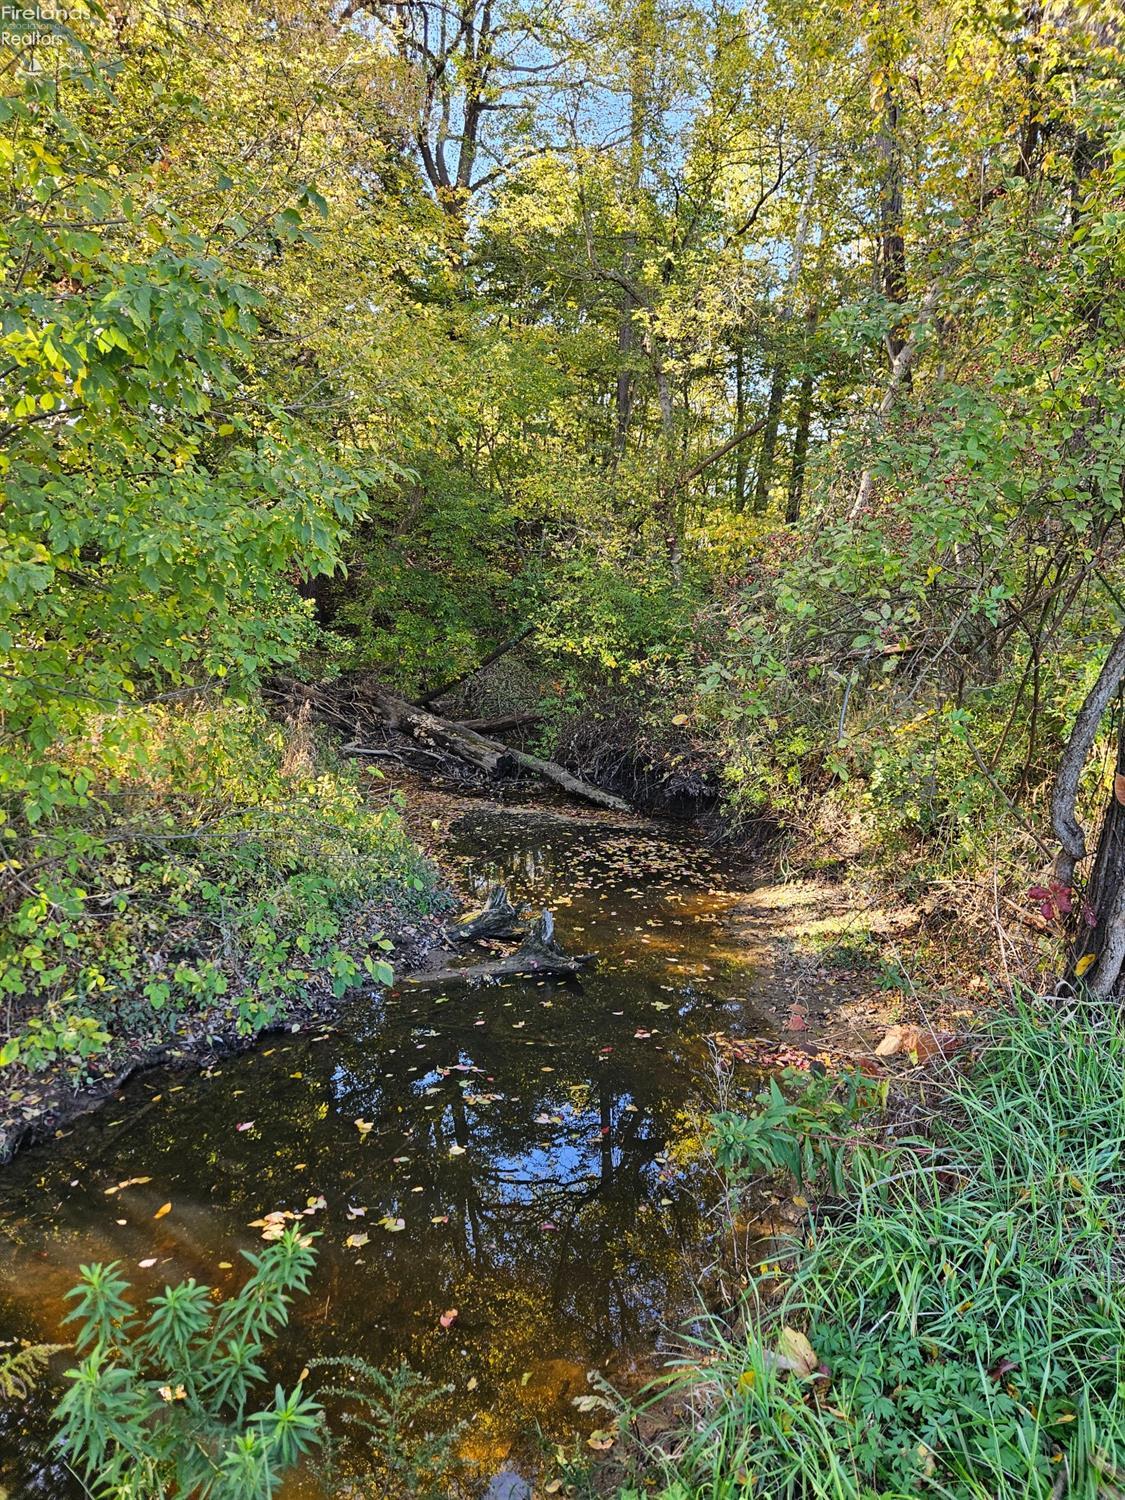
[
  {"x1": 0, "y1": 702, "x2": 436, "y2": 1081},
  {"x1": 55, "y1": 1228, "x2": 321, "y2": 1500}
]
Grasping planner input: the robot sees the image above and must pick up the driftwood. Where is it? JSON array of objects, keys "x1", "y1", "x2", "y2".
[
  {"x1": 274, "y1": 676, "x2": 631, "y2": 813},
  {"x1": 446, "y1": 884, "x2": 526, "y2": 943},
  {"x1": 412, "y1": 910, "x2": 594, "y2": 986},
  {"x1": 360, "y1": 685, "x2": 631, "y2": 813}
]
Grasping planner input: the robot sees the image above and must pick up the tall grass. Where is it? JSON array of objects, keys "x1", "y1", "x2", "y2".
[{"x1": 619, "y1": 998, "x2": 1125, "y2": 1500}]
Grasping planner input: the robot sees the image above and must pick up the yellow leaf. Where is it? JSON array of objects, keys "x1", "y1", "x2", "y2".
[
  {"x1": 776, "y1": 1326, "x2": 817, "y2": 1376},
  {"x1": 1075, "y1": 953, "x2": 1096, "y2": 977},
  {"x1": 153, "y1": 1202, "x2": 171, "y2": 1220}
]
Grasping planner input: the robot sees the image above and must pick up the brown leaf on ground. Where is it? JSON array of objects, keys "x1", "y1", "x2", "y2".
[{"x1": 874, "y1": 1024, "x2": 952, "y2": 1062}]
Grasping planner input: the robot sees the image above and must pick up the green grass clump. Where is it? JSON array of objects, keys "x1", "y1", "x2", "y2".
[{"x1": 623, "y1": 998, "x2": 1125, "y2": 1500}]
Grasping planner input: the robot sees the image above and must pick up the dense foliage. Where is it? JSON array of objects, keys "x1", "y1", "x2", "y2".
[
  {"x1": 4, "y1": 0, "x2": 1125, "y2": 1066},
  {"x1": 56, "y1": 1228, "x2": 321, "y2": 1498}
]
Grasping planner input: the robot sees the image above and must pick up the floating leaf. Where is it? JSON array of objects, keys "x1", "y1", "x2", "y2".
[
  {"x1": 104, "y1": 1176, "x2": 151, "y2": 1196},
  {"x1": 346, "y1": 1232, "x2": 370, "y2": 1249},
  {"x1": 439, "y1": 1308, "x2": 459, "y2": 1329},
  {"x1": 153, "y1": 1202, "x2": 171, "y2": 1220}
]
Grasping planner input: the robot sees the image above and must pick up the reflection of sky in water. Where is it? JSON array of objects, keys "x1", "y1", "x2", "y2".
[{"x1": 0, "y1": 807, "x2": 776, "y2": 1497}]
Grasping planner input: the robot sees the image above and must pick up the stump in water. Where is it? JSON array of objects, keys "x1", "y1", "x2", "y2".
[
  {"x1": 413, "y1": 907, "x2": 593, "y2": 986},
  {"x1": 447, "y1": 885, "x2": 526, "y2": 944}
]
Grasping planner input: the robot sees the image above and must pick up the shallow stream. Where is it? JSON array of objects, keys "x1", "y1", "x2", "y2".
[{"x1": 0, "y1": 800, "x2": 785, "y2": 1496}]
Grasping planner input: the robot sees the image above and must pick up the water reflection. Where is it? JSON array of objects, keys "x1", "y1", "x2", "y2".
[{"x1": 0, "y1": 808, "x2": 773, "y2": 1495}]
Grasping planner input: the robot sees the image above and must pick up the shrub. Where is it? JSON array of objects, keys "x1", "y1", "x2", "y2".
[{"x1": 55, "y1": 1228, "x2": 321, "y2": 1500}]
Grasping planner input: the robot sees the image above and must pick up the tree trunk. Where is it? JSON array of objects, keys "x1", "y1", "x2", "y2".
[
  {"x1": 1073, "y1": 713, "x2": 1125, "y2": 995},
  {"x1": 751, "y1": 364, "x2": 787, "y2": 514},
  {"x1": 750, "y1": 145, "x2": 818, "y2": 516},
  {"x1": 1049, "y1": 624, "x2": 1125, "y2": 886},
  {"x1": 734, "y1": 346, "x2": 749, "y2": 510},
  {"x1": 786, "y1": 360, "x2": 815, "y2": 524},
  {"x1": 876, "y1": 83, "x2": 908, "y2": 366},
  {"x1": 849, "y1": 281, "x2": 941, "y2": 520}
]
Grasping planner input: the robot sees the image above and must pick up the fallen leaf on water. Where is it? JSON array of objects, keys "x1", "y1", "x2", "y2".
[
  {"x1": 431, "y1": 1215, "x2": 449, "y2": 1224},
  {"x1": 153, "y1": 1203, "x2": 171, "y2": 1220},
  {"x1": 104, "y1": 1176, "x2": 151, "y2": 1196},
  {"x1": 466, "y1": 1376, "x2": 478, "y2": 1391},
  {"x1": 138, "y1": 1257, "x2": 157, "y2": 1268},
  {"x1": 439, "y1": 1308, "x2": 458, "y2": 1329},
  {"x1": 345, "y1": 1232, "x2": 370, "y2": 1249},
  {"x1": 354, "y1": 1119, "x2": 373, "y2": 1135},
  {"x1": 449, "y1": 1145, "x2": 466, "y2": 1157},
  {"x1": 346, "y1": 1204, "x2": 367, "y2": 1219},
  {"x1": 235, "y1": 1121, "x2": 254, "y2": 1132},
  {"x1": 379, "y1": 1216, "x2": 405, "y2": 1233}
]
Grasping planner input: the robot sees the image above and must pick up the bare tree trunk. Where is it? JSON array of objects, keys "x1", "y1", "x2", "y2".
[
  {"x1": 1049, "y1": 625, "x2": 1125, "y2": 887},
  {"x1": 1072, "y1": 714, "x2": 1125, "y2": 995},
  {"x1": 848, "y1": 281, "x2": 941, "y2": 520}
]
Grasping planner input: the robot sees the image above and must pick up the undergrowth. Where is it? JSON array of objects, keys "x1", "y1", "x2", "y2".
[
  {"x1": 608, "y1": 997, "x2": 1125, "y2": 1499},
  {"x1": 0, "y1": 701, "x2": 438, "y2": 1089}
]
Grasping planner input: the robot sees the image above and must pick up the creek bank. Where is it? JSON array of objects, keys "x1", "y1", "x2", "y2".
[{"x1": 0, "y1": 894, "x2": 451, "y2": 1167}]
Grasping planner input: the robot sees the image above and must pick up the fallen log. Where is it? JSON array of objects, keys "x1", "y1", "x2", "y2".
[
  {"x1": 411, "y1": 910, "x2": 594, "y2": 986},
  {"x1": 366, "y1": 687, "x2": 520, "y2": 778},
  {"x1": 359, "y1": 685, "x2": 631, "y2": 813},
  {"x1": 456, "y1": 712, "x2": 542, "y2": 734}
]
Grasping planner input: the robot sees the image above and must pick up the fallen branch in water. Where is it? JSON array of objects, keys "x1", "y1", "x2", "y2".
[{"x1": 410, "y1": 910, "x2": 594, "y2": 985}]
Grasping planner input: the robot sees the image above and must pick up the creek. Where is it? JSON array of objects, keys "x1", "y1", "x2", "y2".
[{"x1": 0, "y1": 796, "x2": 787, "y2": 1496}]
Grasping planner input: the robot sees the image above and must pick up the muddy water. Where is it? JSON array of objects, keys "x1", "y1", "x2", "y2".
[{"x1": 0, "y1": 803, "x2": 780, "y2": 1496}]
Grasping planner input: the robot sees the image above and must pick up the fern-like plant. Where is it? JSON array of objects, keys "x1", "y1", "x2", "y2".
[
  {"x1": 0, "y1": 1341, "x2": 68, "y2": 1401},
  {"x1": 54, "y1": 1227, "x2": 323, "y2": 1500}
]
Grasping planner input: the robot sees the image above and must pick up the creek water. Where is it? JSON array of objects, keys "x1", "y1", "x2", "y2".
[{"x1": 0, "y1": 799, "x2": 783, "y2": 1496}]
